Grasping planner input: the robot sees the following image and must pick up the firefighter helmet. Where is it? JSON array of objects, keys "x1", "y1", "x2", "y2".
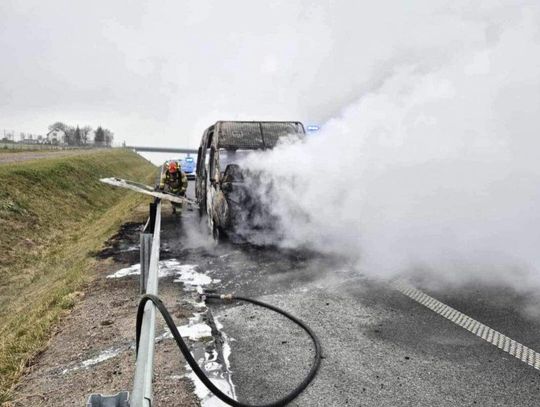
[{"x1": 168, "y1": 161, "x2": 178, "y2": 173}]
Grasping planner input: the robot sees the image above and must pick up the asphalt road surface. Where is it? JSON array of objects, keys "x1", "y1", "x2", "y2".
[{"x1": 162, "y1": 183, "x2": 540, "y2": 406}]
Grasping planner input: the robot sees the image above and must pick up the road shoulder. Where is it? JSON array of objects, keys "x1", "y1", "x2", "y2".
[{"x1": 7, "y1": 221, "x2": 200, "y2": 407}]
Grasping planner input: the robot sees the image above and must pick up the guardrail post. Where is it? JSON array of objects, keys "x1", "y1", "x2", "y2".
[
  {"x1": 140, "y1": 200, "x2": 158, "y2": 294},
  {"x1": 86, "y1": 392, "x2": 129, "y2": 407},
  {"x1": 139, "y1": 234, "x2": 152, "y2": 295},
  {"x1": 147, "y1": 201, "x2": 157, "y2": 234}
]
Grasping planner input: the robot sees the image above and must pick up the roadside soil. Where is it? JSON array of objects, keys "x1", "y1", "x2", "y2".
[
  {"x1": 7, "y1": 219, "x2": 200, "y2": 407},
  {"x1": 0, "y1": 149, "x2": 99, "y2": 165}
]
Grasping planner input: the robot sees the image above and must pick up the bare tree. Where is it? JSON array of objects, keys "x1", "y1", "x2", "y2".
[
  {"x1": 73, "y1": 126, "x2": 82, "y2": 146},
  {"x1": 103, "y1": 129, "x2": 114, "y2": 147},
  {"x1": 48, "y1": 122, "x2": 69, "y2": 132},
  {"x1": 65, "y1": 126, "x2": 77, "y2": 145},
  {"x1": 81, "y1": 126, "x2": 92, "y2": 145}
]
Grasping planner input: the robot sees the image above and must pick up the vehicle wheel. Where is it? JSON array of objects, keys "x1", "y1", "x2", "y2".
[
  {"x1": 198, "y1": 178, "x2": 207, "y2": 217},
  {"x1": 198, "y1": 202, "x2": 205, "y2": 217},
  {"x1": 212, "y1": 224, "x2": 222, "y2": 243}
]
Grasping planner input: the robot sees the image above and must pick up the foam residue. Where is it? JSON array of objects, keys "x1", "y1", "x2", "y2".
[
  {"x1": 169, "y1": 306, "x2": 237, "y2": 406},
  {"x1": 185, "y1": 336, "x2": 236, "y2": 407},
  {"x1": 158, "y1": 314, "x2": 213, "y2": 342},
  {"x1": 184, "y1": 317, "x2": 237, "y2": 407},
  {"x1": 178, "y1": 320, "x2": 213, "y2": 341},
  {"x1": 109, "y1": 258, "x2": 233, "y2": 404},
  {"x1": 61, "y1": 346, "x2": 126, "y2": 375},
  {"x1": 106, "y1": 260, "x2": 216, "y2": 287},
  {"x1": 214, "y1": 318, "x2": 237, "y2": 399},
  {"x1": 156, "y1": 312, "x2": 235, "y2": 406},
  {"x1": 173, "y1": 265, "x2": 213, "y2": 288},
  {"x1": 107, "y1": 263, "x2": 140, "y2": 279},
  {"x1": 158, "y1": 321, "x2": 212, "y2": 342},
  {"x1": 187, "y1": 371, "x2": 235, "y2": 407}
]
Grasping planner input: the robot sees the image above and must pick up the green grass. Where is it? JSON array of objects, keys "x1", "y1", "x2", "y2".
[{"x1": 0, "y1": 149, "x2": 156, "y2": 402}]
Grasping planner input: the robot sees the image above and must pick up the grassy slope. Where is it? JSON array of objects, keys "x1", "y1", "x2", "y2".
[{"x1": 0, "y1": 149, "x2": 155, "y2": 401}]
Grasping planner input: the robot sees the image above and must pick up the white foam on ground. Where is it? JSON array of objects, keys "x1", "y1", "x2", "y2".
[
  {"x1": 214, "y1": 318, "x2": 237, "y2": 399},
  {"x1": 183, "y1": 316, "x2": 237, "y2": 407},
  {"x1": 178, "y1": 321, "x2": 213, "y2": 341},
  {"x1": 173, "y1": 265, "x2": 213, "y2": 288},
  {"x1": 107, "y1": 261, "x2": 218, "y2": 293},
  {"x1": 204, "y1": 361, "x2": 222, "y2": 371},
  {"x1": 159, "y1": 314, "x2": 213, "y2": 342},
  {"x1": 106, "y1": 259, "x2": 201, "y2": 279},
  {"x1": 109, "y1": 257, "x2": 234, "y2": 405},
  {"x1": 62, "y1": 346, "x2": 124, "y2": 374},
  {"x1": 119, "y1": 245, "x2": 139, "y2": 253},
  {"x1": 187, "y1": 371, "x2": 234, "y2": 407},
  {"x1": 107, "y1": 263, "x2": 140, "y2": 278},
  {"x1": 186, "y1": 339, "x2": 236, "y2": 407}
]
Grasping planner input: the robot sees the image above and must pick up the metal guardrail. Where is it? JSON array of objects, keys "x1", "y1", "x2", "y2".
[
  {"x1": 87, "y1": 200, "x2": 161, "y2": 407},
  {"x1": 131, "y1": 200, "x2": 161, "y2": 406},
  {"x1": 127, "y1": 146, "x2": 198, "y2": 154}
]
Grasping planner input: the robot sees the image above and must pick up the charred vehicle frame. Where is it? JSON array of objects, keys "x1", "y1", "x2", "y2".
[{"x1": 195, "y1": 120, "x2": 305, "y2": 241}]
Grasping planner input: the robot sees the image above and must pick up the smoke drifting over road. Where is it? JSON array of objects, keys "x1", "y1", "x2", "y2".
[
  {"x1": 3, "y1": 1, "x2": 539, "y2": 288},
  {"x1": 240, "y1": 5, "x2": 540, "y2": 289}
]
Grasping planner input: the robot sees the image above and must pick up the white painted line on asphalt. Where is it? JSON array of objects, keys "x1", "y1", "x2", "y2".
[{"x1": 393, "y1": 280, "x2": 540, "y2": 371}]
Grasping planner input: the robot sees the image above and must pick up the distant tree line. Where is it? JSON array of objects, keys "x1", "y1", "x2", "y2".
[{"x1": 48, "y1": 122, "x2": 114, "y2": 147}]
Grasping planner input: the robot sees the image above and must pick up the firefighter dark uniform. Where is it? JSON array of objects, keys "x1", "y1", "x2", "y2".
[{"x1": 159, "y1": 161, "x2": 188, "y2": 214}]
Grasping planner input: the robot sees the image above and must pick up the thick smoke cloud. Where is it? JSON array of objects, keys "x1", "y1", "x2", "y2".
[
  {"x1": 240, "y1": 4, "x2": 540, "y2": 289},
  {"x1": 3, "y1": 1, "x2": 540, "y2": 288},
  {"x1": 1, "y1": 0, "x2": 529, "y2": 147}
]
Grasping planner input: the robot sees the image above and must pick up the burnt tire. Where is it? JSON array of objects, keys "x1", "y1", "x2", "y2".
[
  {"x1": 197, "y1": 172, "x2": 208, "y2": 218},
  {"x1": 212, "y1": 223, "x2": 225, "y2": 243}
]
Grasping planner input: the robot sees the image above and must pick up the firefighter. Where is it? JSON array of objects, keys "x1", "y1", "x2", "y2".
[{"x1": 158, "y1": 160, "x2": 188, "y2": 214}]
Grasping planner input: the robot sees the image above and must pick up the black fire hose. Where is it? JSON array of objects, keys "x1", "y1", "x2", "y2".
[{"x1": 136, "y1": 293, "x2": 322, "y2": 407}]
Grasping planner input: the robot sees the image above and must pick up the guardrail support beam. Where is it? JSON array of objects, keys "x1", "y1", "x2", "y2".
[
  {"x1": 86, "y1": 392, "x2": 129, "y2": 407},
  {"x1": 87, "y1": 200, "x2": 162, "y2": 407},
  {"x1": 131, "y1": 200, "x2": 161, "y2": 407}
]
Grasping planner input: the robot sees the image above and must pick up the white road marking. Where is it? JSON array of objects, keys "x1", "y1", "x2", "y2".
[{"x1": 393, "y1": 280, "x2": 540, "y2": 370}]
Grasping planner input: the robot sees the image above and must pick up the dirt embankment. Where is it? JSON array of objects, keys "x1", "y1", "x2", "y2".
[
  {"x1": 8, "y1": 220, "x2": 199, "y2": 406},
  {"x1": 0, "y1": 149, "x2": 156, "y2": 402}
]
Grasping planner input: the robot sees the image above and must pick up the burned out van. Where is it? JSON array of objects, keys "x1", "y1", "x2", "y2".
[{"x1": 195, "y1": 121, "x2": 305, "y2": 241}]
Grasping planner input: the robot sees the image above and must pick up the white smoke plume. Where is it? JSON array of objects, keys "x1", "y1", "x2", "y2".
[{"x1": 239, "y1": 6, "x2": 540, "y2": 289}]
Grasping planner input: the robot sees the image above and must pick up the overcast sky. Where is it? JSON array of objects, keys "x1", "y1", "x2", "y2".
[{"x1": 0, "y1": 0, "x2": 535, "y2": 148}]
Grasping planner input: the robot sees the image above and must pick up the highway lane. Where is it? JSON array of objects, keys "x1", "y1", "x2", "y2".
[
  {"x1": 162, "y1": 184, "x2": 540, "y2": 406},
  {"x1": 208, "y1": 264, "x2": 540, "y2": 406}
]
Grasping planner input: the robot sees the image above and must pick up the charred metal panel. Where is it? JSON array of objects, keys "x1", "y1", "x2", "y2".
[
  {"x1": 217, "y1": 121, "x2": 265, "y2": 150},
  {"x1": 260, "y1": 122, "x2": 305, "y2": 148},
  {"x1": 216, "y1": 121, "x2": 305, "y2": 150}
]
